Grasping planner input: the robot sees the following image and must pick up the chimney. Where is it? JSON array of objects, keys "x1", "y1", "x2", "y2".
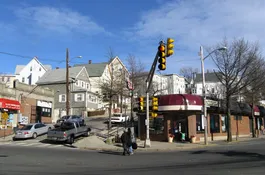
[
  {"x1": 56, "y1": 67, "x2": 59, "y2": 69},
  {"x1": 88, "y1": 60, "x2": 92, "y2": 64}
]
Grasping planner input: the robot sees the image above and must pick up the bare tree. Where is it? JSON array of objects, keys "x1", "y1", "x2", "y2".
[
  {"x1": 241, "y1": 57, "x2": 265, "y2": 137},
  {"x1": 150, "y1": 81, "x2": 168, "y2": 96},
  {"x1": 211, "y1": 38, "x2": 262, "y2": 142},
  {"x1": 179, "y1": 67, "x2": 199, "y2": 82},
  {"x1": 126, "y1": 54, "x2": 146, "y2": 122}
]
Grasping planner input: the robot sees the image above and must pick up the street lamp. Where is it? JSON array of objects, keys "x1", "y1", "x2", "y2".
[
  {"x1": 66, "y1": 48, "x2": 82, "y2": 116},
  {"x1": 200, "y1": 46, "x2": 227, "y2": 145}
]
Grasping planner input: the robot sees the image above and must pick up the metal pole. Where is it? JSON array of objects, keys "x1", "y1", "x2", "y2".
[
  {"x1": 66, "y1": 48, "x2": 70, "y2": 116},
  {"x1": 130, "y1": 90, "x2": 133, "y2": 126},
  {"x1": 144, "y1": 81, "x2": 151, "y2": 147},
  {"x1": 200, "y1": 46, "x2": 208, "y2": 145}
]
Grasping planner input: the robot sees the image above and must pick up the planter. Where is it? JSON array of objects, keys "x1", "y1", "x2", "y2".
[
  {"x1": 168, "y1": 137, "x2": 173, "y2": 143},
  {"x1": 190, "y1": 137, "x2": 196, "y2": 143}
]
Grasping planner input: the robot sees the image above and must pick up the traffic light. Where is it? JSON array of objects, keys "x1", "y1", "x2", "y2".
[
  {"x1": 158, "y1": 44, "x2": 166, "y2": 70},
  {"x1": 139, "y1": 96, "x2": 145, "y2": 112},
  {"x1": 166, "y1": 38, "x2": 174, "y2": 57},
  {"x1": 151, "y1": 96, "x2": 159, "y2": 118}
]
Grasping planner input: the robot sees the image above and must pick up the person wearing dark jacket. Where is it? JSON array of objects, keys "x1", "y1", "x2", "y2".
[{"x1": 121, "y1": 130, "x2": 132, "y2": 155}]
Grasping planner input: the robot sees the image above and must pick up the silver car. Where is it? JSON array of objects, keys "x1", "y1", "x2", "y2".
[{"x1": 13, "y1": 123, "x2": 52, "y2": 140}]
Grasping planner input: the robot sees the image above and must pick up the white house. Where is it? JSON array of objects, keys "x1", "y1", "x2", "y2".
[
  {"x1": 165, "y1": 74, "x2": 186, "y2": 94},
  {"x1": 192, "y1": 72, "x2": 224, "y2": 99},
  {"x1": 15, "y1": 57, "x2": 52, "y2": 85},
  {"x1": 74, "y1": 57, "x2": 130, "y2": 111}
]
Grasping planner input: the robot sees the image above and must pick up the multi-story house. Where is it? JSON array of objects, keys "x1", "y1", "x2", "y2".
[
  {"x1": 15, "y1": 57, "x2": 52, "y2": 85},
  {"x1": 36, "y1": 66, "x2": 99, "y2": 118},
  {"x1": 164, "y1": 74, "x2": 186, "y2": 94},
  {"x1": 74, "y1": 58, "x2": 130, "y2": 112},
  {"x1": 0, "y1": 74, "x2": 16, "y2": 88},
  {"x1": 191, "y1": 72, "x2": 225, "y2": 99}
]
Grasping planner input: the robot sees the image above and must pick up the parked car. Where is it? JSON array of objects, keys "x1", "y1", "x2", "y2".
[
  {"x1": 55, "y1": 115, "x2": 84, "y2": 127},
  {"x1": 110, "y1": 113, "x2": 130, "y2": 123},
  {"x1": 47, "y1": 121, "x2": 91, "y2": 144},
  {"x1": 13, "y1": 123, "x2": 53, "y2": 140}
]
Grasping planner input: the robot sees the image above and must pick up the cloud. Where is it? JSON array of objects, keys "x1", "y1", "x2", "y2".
[
  {"x1": 13, "y1": 6, "x2": 111, "y2": 36},
  {"x1": 125, "y1": 0, "x2": 265, "y2": 54}
]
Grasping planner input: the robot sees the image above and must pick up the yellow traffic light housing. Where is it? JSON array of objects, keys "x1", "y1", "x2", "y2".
[
  {"x1": 152, "y1": 97, "x2": 158, "y2": 111},
  {"x1": 166, "y1": 38, "x2": 174, "y2": 57},
  {"x1": 139, "y1": 97, "x2": 145, "y2": 111},
  {"x1": 151, "y1": 112, "x2": 158, "y2": 118},
  {"x1": 158, "y1": 45, "x2": 166, "y2": 70}
]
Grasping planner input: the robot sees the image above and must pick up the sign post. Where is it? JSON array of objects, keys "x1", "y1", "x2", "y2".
[{"x1": 1, "y1": 112, "x2": 9, "y2": 139}]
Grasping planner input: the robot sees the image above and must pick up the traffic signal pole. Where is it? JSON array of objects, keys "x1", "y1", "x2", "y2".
[{"x1": 144, "y1": 50, "x2": 160, "y2": 148}]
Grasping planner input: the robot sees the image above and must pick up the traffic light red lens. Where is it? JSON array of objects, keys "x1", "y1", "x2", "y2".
[{"x1": 159, "y1": 46, "x2": 165, "y2": 52}]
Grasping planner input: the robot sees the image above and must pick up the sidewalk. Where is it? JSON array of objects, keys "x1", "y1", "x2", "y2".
[
  {"x1": 75, "y1": 135, "x2": 265, "y2": 152},
  {"x1": 0, "y1": 134, "x2": 14, "y2": 142}
]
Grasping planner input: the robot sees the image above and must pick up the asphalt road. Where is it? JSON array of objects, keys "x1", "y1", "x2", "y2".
[{"x1": 1, "y1": 139, "x2": 265, "y2": 175}]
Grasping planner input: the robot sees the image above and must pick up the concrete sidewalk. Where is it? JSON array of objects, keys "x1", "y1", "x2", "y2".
[{"x1": 74, "y1": 135, "x2": 265, "y2": 152}]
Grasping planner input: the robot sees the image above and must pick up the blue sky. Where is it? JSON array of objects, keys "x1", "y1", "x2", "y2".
[{"x1": 0, "y1": 0, "x2": 265, "y2": 74}]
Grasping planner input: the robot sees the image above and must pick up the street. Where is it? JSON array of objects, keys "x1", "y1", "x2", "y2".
[{"x1": 1, "y1": 139, "x2": 265, "y2": 175}]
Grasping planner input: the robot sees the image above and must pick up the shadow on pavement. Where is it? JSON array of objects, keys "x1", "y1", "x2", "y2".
[
  {"x1": 98, "y1": 150, "x2": 123, "y2": 156},
  {"x1": 39, "y1": 139, "x2": 77, "y2": 148},
  {"x1": 191, "y1": 150, "x2": 265, "y2": 160},
  {"x1": 0, "y1": 155, "x2": 8, "y2": 157}
]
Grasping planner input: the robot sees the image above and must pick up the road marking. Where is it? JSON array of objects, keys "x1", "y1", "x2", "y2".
[
  {"x1": 24, "y1": 143, "x2": 40, "y2": 146},
  {"x1": 14, "y1": 142, "x2": 28, "y2": 145}
]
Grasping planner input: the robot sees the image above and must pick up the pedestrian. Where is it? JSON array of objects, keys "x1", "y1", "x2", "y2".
[
  {"x1": 127, "y1": 128, "x2": 134, "y2": 155},
  {"x1": 260, "y1": 125, "x2": 264, "y2": 135},
  {"x1": 121, "y1": 130, "x2": 130, "y2": 156}
]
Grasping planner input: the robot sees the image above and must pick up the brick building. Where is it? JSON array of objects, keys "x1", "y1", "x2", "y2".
[{"x1": 137, "y1": 94, "x2": 264, "y2": 142}]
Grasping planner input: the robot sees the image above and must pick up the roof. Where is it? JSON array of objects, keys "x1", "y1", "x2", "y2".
[
  {"x1": 194, "y1": 72, "x2": 222, "y2": 83},
  {"x1": 74, "y1": 63, "x2": 108, "y2": 77},
  {"x1": 36, "y1": 66, "x2": 84, "y2": 85},
  {"x1": 15, "y1": 57, "x2": 52, "y2": 74}
]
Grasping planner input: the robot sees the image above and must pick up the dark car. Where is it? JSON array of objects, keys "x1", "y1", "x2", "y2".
[{"x1": 55, "y1": 115, "x2": 84, "y2": 127}]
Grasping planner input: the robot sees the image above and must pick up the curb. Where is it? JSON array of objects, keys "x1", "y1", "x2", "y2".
[{"x1": 79, "y1": 144, "x2": 218, "y2": 152}]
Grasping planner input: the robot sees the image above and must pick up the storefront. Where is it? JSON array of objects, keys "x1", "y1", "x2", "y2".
[
  {"x1": 0, "y1": 98, "x2": 20, "y2": 128},
  {"x1": 138, "y1": 94, "x2": 254, "y2": 142},
  {"x1": 36, "y1": 100, "x2": 52, "y2": 123}
]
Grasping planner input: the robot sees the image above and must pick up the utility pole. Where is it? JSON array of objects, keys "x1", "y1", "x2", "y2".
[{"x1": 66, "y1": 48, "x2": 70, "y2": 116}]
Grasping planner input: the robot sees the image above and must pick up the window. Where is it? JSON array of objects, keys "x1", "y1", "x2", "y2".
[
  {"x1": 221, "y1": 115, "x2": 227, "y2": 132},
  {"x1": 149, "y1": 117, "x2": 164, "y2": 134},
  {"x1": 75, "y1": 93, "x2": 84, "y2": 102},
  {"x1": 196, "y1": 115, "x2": 205, "y2": 133},
  {"x1": 39, "y1": 67, "x2": 41, "y2": 71},
  {"x1": 1, "y1": 77, "x2": 4, "y2": 82},
  {"x1": 59, "y1": 94, "x2": 66, "y2": 102},
  {"x1": 30, "y1": 67, "x2": 32, "y2": 71},
  {"x1": 210, "y1": 114, "x2": 220, "y2": 133},
  {"x1": 81, "y1": 81, "x2": 84, "y2": 88},
  {"x1": 75, "y1": 80, "x2": 79, "y2": 86},
  {"x1": 7, "y1": 77, "x2": 10, "y2": 82},
  {"x1": 234, "y1": 116, "x2": 242, "y2": 120},
  {"x1": 86, "y1": 83, "x2": 89, "y2": 89},
  {"x1": 41, "y1": 107, "x2": 52, "y2": 117},
  {"x1": 22, "y1": 77, "x2": 25, "y2": 83}
]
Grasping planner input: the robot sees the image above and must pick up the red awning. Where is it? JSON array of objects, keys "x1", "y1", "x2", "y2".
[
  {"x1": 0, "y1": 98, "x2": 20, "y2": 110},
  {"x1": 158, "y1": 94, "x2": 203, "y2": 111}
]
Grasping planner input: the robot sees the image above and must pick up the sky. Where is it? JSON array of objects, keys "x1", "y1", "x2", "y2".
[{"x1": 0, "y1": 0, "x2": 264, "y2": 75}]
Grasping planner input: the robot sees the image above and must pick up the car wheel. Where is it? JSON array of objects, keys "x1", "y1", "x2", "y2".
[
  {"x1": 68, "y1": 135, "x2": 75, "y2": 144},
  {"x1": 32, "y1": 132, "x2": 37, "y2": 139},
  {"x1": 48, "y1": 127, "x2": 51, "y2": 131}
]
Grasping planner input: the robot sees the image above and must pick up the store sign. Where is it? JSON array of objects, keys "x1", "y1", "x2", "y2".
[
  {"x1": 206, "y1": 99, "x2": 218, "y2": 107},
  {"x1": 19, "y1": 116, "x2": 29, "y2": 125},
  {"x1": 37, "y1": 100, "x2": 52, "y2": 108}
]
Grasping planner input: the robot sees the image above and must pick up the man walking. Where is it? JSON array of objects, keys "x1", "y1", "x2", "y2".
[{"x1": 121, "y1": 130, "x2": 132, "y2": 156}]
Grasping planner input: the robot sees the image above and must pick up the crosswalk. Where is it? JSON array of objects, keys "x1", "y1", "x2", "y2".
[{"x1": 0, "y1": 141, "x2": 76, "y2": 149}]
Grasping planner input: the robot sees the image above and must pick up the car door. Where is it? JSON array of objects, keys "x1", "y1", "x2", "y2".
[
  {"x1": 34, "y1": 124, "x2": 42, "y2": 135},
  {"x1": 39, "y1": 123, "x2": 48, "y2": 134}
]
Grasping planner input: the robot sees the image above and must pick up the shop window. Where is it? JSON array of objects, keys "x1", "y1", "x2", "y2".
[
  {"x1": 221, "y1": 115, "x2": 227, "y2": 132},
  {"x1": 196, "y1": 115, "x2": 205, "y2": 133},
  {"x1": 210, "y1": 114, "x2": 220, "y2": 133},
  {"x1": 41, "y1": 107, "x2": 51, "y2": 117},
  {"x1": 149, "y1": 117, "x2": 164, "y2": 134}
]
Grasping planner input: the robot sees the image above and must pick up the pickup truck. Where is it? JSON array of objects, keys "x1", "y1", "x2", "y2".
[{"x1": 47, "y1": 121, "x2": 91, "y2": 144}]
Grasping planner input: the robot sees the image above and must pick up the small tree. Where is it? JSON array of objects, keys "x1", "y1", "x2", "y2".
[{"x1": 211, "y1": 38, "x2": 262, "y2": 142}]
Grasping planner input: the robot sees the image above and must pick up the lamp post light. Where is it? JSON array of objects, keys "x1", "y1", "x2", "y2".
[{"x1": 200, "y1": 46, "x2": 227, "y2": 145}]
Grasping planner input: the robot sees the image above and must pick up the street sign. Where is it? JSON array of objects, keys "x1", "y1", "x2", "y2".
[{"x1": 1, "y1": 112, "x2": 9, "y2": 121}]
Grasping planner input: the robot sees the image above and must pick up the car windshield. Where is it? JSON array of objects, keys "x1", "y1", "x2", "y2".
[
  {"x1": 61, "y1": 116, "x2": 70, "y2": 119},
  {"x1": 20, "y1": 125, "x2": 33, "y2": 130},
  {"x1": 61, "y1": 122, "x2": 75, "y2": 129},
  {"x1": 113, "y1": 114, "x2": 121, "y2": 117}
]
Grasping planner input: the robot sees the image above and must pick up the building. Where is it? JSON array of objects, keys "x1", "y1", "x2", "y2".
[
  {"x1": 191, "y1": 72, "x2": 224, "y2": 99},
  {"x1": 15, "y1": 57, "x2": 52, "y2": 85},
  {"x1": 74, "y1": 57, "x2": 130, "y2": 113},
  {"x1": 0, "y1": 80, "x2": 55, "y2": 137},
  {"x1": 36, "y1": 66, "x2": 98, "y2": 118},
  {"x1": 164, "y1": 74, "x2": 186, "y2": 94},
  {"x1": 0, "y1": 74, "x2": 16, "y2": 88},
  {"x1": 137, "y1": 94, "x2": 264, "y2": 142}
]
